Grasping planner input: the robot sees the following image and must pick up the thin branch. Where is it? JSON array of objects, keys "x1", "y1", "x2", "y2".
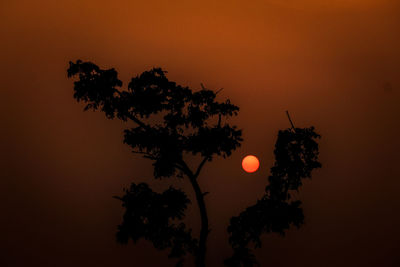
[
  {"x1": 174, "y1": 163, "x2": 187, "y2": 173},
  {"x1": 133, "y1": 151, "x2": 188, "y2": 177},
  {"x1": 127, "y1": 114, "x2": 151, "y2": 130},
  {"x1": 201, "y1": 83, "x2": 223, "y2": 95},
  {"x1": 178, "y1": 159, "x2": 194, "y2": 178},
  {"x1": 194, "y1": 156, "x2": 209, "y2": 178},
  {"x1": 131, "y1": 150, "x2": 157, "y2": 160},
  {"x1": 215, "y1": 88, "x2": 224, "y2": 94},
  {"x1": 286, "y1": 110, "x2": 296, "y2": 130},
  {"x1": 115, "y1": 90, "x2": 150, "y2": 130}
]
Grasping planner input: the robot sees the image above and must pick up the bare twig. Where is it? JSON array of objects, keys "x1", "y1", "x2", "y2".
[
  {"x1": 131, "y1": 150, "x2": 156, "y2": 160},
  {"x1": 215, "y1": 88, "x2": 224, "y2": 94},
  {"x1": 286, "y1": 110, "x2": 296, "y2": 130},
  {"x1": 194, "y1": 156, "x2": 209, "y2": 178}
]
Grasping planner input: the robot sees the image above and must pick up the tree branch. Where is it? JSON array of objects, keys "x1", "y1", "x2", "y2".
[
  {"x1": 127, "y1": 114, "x2": 150, "y2": 130},
  {"x1": 286, "y1": 110, "x2": 296, "y2": 130},
  {"x1": 215, "y1": 88, "x2": 224, "y2": 94},
  {"x1": 174, "y1": 163, "x2": 187, "y2": 173},
  {"x1": 115, "y1": 90, "x2": 150, "y2": 130},
  {"x1": 194, "y1": 156, "x2": 209, "y2": 178},
  {"x1": 177, "y1": 159, "x2": 194, "y2": 178},
  {"x1": 131, "y1": 150, "x2": 157, "y2": 160}
]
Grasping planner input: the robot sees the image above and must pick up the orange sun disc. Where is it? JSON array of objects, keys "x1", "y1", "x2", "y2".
[{"x1": 242, "y1": 155, "x2": 260, "y2": 173}]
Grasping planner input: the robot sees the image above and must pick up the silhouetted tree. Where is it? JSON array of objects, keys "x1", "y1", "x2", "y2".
[
  {"x1": 67, "y1": 60, "x2": 242, "y2": 267},
  {"x1": 225, "y1": 116, "x2": 321, "y2": 266},
  {"x1": 67, "y1": 61, "x2": 321, "y2": 267}
]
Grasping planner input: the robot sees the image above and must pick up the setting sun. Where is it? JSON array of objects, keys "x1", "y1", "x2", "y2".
[{"x1": 242, "y1": 155, "x2": 260, "y2": 173}]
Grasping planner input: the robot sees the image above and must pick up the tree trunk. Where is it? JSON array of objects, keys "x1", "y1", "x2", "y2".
[{"x1": 189, "y1": 175, "x2": 209, "y2": 267}]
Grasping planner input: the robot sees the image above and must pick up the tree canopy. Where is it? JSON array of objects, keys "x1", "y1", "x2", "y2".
[
  {"x1": 67, "y1": 60, "x2": 243, "y2": 266},
  {"x1": 68, "y1": 60, "x2": 242, "y2": 179},
  {"x1": 67, "y1": 60, "x2": 321, "y2": 267}
]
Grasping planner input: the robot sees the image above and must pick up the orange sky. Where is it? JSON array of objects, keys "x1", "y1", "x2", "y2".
[{"x1": 1, "y1": 1, "x2": 399, "y2": 266}]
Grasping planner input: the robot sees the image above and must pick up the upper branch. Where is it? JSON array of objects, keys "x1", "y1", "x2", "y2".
[
  {"x1": 194, "y1": 156, "x2": 209, "y2": 179},
  {"x1": 131, "y1": 150, "x2": 157, "y2": 160},
  {"x1": 125, "y1": 112, "x2": 150, "y2": 130},
  {"x1": 286, "y1": 110, "x2": 296, "y2": 130},
  {"x1": 178, "y1": 159, "x2": 195, "y2": 179}
]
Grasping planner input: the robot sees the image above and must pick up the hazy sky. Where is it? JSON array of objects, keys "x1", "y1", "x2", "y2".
[{"x1": 1, "y1": 1, "x2": 399, "y2": 266}]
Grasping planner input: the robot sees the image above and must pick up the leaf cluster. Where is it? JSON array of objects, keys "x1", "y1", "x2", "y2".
[
  {"x1": 67, "y1": 60, "x2": 242, "y2": 178},
  {"x1": 114, "y1": 183, "x2": 197, "y2": 260}
]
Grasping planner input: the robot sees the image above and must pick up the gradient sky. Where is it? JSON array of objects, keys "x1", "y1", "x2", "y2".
[{"x1": 1, "y1": 1, "x2": 399, "y2": 266}]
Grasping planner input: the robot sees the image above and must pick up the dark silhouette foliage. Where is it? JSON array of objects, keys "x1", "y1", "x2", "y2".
[
  {"x1": 67, "y1": 60, "x2": 321, "y2": 267},
  {"x1": 67, "y1": 60, "x2": 241, "y2": 179},
  {"x1": 225, "y1": 126, "x2": 321, "y2": 266},
  {"x1": 67, "y1": 60, "x2": 242, "y2": 267},
  {"x1": 114, "y1": 183, "x2": 196, "y2": 259}
]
